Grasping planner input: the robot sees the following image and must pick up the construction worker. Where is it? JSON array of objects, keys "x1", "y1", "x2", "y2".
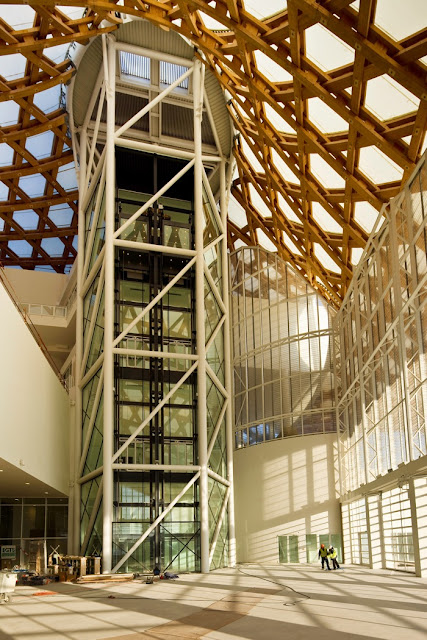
[
  {"x1": 318, "y1": 543, "x2": 331, "y2": 570},
  {"x1": 328, "y1": 546, "x2": 340, "y2": 570}
]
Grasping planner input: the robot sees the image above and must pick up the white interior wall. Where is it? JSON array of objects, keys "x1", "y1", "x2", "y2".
[
  {"x1": 0, "y1": 283, "x2": 70, "y2": 495},
  {"x1": 233, "y1": 433, "x2": 341, "y2": 563},
  {"x1": 3, "y1": 268, "x2": 70, "y2": 306}
]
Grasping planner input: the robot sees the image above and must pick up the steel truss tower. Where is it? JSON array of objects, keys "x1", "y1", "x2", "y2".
[{"x1": 68, "y1": 29, "x2": 235, "y2": 574}]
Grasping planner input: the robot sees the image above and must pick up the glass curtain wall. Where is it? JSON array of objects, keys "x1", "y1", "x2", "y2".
[
  {"x1": 335, "y1": 159, "x2": 427, "y2": 493},
  {"x1": 230, "y1": 246, "x2": 336, "y2": 448}
]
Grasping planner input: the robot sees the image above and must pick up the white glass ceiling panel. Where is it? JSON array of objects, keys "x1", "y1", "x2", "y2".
[
  {"x1": 200, "y1": 12, "x2": 227, "y2": 30},
  {"x1": 0, "y1": 220, "x2": 4, "y2": 232},
  {"x1": 365, "y1": 75, "x2": 419, "y2": 121},
  {"x1": 244, "y1": 0, "x2": 287, "y2": 20},
  {"x1": 351, "y1": 247, "x2": 364, "y2": 266},
  {"x1": 0, "y1": 143, "x2": 14, "y2": 166},
  {"x1": 13, "y1": 210, "x2": 39, "y2": 230},
  {"x1": 18, "y1": 174, "x2": 47, "y2": 198},
  {"x1": 354, "y1": 201, "x2": 380, "y2": 234},
  {"x1": 72, "y1": 236, "x2": 78, "y2": 251},
  {"x1": 0, "y1": 5, "x2": 35, "y2": 28},
  {"x1": 257, "y1": 228, "x2": 277, "y2": 252},
  {"x1": 264, "y1": 102, "x2": 295, "y2": 134},
  {"x1": 25, "y1": 131, "x2": 55, "y2": 160},
  {"x1": 375, "y1": 0, "x2": 426, "y2": 42},
  {"x1": 45, "y1": 43, "x2": 69, "y2": 64},
  {"x1": 0, "y1": 99, "x2": 19, "y2": 127},
  {"x1": 312, "y1": 202, "x2": 342, "y2": 234},
  {"x1": 282, "y1": 231, "x2": 301, "y2": 256},
  {"x1": 48, "y1": 204, "x2": 74, "y2": 227},
  {"x1": 310, "y1": 154, "x2": 346, "y2": 189},
  {"x1": 305, "y1": 24, "x2": 354, "y2": 71},
  {"x1": 1, "y1": 53, "x2": 26, "y2": 81},
  {"x1": 241, "y1": 137, "x2": 265, "y2": 174},
  {"x1": 271, "y1": 148, "x2": 299, "y2": 182},
  {"x1": 307, "y1": 97, "x2": 349, "y2": 134},
  {"x1": 33, "y1": 86, "x2": 62, "y2": 114},
  {"x1": 277, "y1": 192, "x2": 300, "y2": 223},
  {"x1": 0, "y1": 183, "x2": 9, "y2": 200},
  {"x1": 41, "y1": 237, "x2": 65, "y2": 256},
  {"x1": 229, "y1": 196, "x2": 248, "y2": 228},
  {"x1": 56, "y1": 164, "x2": 78, "y2": 191},
  {"x1": 8, "y1": 240, "x2": 33, "y2": 257},
  {"x1": 358, "y1": 146, "x2": 403, "y2": 183},
  {"x1": 249, "y1": 183, "x2": 272, "y2": 219},
  {"x1": 254, "y1": 51, "x2": 292, "y2": 83},
  {"x1": 314, "y1": 244, "x2": 340, "y2": 273}
]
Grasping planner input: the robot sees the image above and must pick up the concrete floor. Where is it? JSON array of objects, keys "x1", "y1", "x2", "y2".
[{"x1": 1, "y1": 564, "x2": 427, "y2": 640}]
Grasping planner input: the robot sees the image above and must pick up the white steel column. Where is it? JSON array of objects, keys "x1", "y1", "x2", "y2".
[
  {"x1": 221, "y1": 159, "x2": 236, "y2": 566},
  {"x1": 193, "y1": 57, "x2": 209, "y2": 573},
  {"x1": 102, "y1": 34, "x2": 116, "y2": 573},
  {"x1": 73, "y1": 113, "x2": 87, "y2": 555}
]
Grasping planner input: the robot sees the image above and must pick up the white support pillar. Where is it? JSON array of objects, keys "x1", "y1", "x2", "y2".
[
  {"x1": 367, "y1": 494, "x2": 383, "y2": 569},
  {"x1": 72, "y1": 122, "x2": 87, "y2": 555},
  {"x1": 193, "y1": 56, "x2": 209, "y2": 574},
  {"x1": 221, "y1": 159, "x2": 236, "y2": 567},
  {"x1": 102, "y1": 34, "x2": 116, "y2": 574}
]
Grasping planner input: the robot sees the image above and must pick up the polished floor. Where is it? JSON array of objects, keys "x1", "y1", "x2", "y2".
[{"x1": 1, "y1": 564, "x2": 426, "y2": 640}]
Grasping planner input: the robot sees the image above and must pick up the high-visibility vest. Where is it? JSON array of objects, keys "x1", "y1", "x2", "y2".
[
  {"x1": 329, "y1": 548, "x2": 337, "y2": 559},
  {"x1": 319, "y1": 547, "x2": 328, "y2": 557}
]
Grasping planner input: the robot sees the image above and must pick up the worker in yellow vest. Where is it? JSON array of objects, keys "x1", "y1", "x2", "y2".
[
  {"x1": 318, "y1": 543, "x2": 331, "y2": 570},
  {"x1": 328, "y1": 546, "x2": 340, "y2": 570}
]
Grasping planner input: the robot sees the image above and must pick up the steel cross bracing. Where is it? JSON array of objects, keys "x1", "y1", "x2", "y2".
[{"x1": 1, "y1": 1, "x2": 426, "y2": 305}]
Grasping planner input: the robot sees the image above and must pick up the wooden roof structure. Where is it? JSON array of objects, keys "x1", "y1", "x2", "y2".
[{"x1": 0, "y1": 1, "x2": 426, "y2": 307}]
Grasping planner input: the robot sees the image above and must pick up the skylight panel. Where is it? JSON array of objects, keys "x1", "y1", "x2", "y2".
[
  {"x1": 0, "y1": 144, "x2": 13, "y2": 167},
  {"x1": 271, "y1": 148, "x2": 299, "y2": 183},
  {"x1": 18, "y1": 175, "x2": 47, "y2": 198},
  {"x1": 354, "y1": 201, "x2": 380, "y2": 234},
  {"x1": 257, "y1": 228, "x2": 277, "y2": 253},
  {"x1": 312, "y1": 202, "x2": 342, "y2": 234},
  {"x1": 240, "y1": 137, "x2": 265, "y2": 175},
  {"x1": 25, "y1": 131, "x2": 55, "y2": 160},
  {"x1": 119, "y1": 51, "x2": 150, "y2": 85},
  {"x1": 264, "y1": 102, "x2": 295, "y2": 134},
  {"x1": 244, "y1": 0, "x2": 287, "y2": 20},
  {"x1": 8, "y1": 240, "x2": 33, "y2": 258},
  {"x1": 33, "y1": 85, "x2": 62, "y2": 114},
  {"x1": 200, "y1": 13, "x2": 227, "y2": 30},
  {"x1": 277, "y1": 193, "x2": 300, "y2": 223},
  {"x1": 48, "y1": 204, "x2": 74, "y2": 228},
  {"x1": 307, "y1": 97, "x2": 349, "y2": 134},
  {"x1": 56, "y1": 163, "x2": 78, "y2": 191},
  {"x1": 374, "y1": 0, "x2": 426, "y2": 41},
  {"x1": 13, "y1": 210, "x2": 39, "y2": 230},
  {"x1": 0, "y1": 99, "x2": 19, "y2": 127},
  {"x1": 305, "y1": 24, "x2": 354, "y2": 71},
  {"x1": 228, "y1": 195, "x2": 248, "y2": 228},
  {"x1": 364, "y1": 76, "x2": 419, "y2": 121},
  {"x1": 351, "y1": 247, "x2": 364, "y2": 266},
  {"x1": 358, "y1": 146, "x2": 403, "y2": 183},
  {"x1": 254, "y1": 51, "x2": 292, "y2": 83},
  {"x1": 249, "y1": 183, "x2": 272, "y2": 219},
  {"x1": 41, "y1": 237, "x2": 65, "y2": 257},
  {"x1": 1, "y1": 53, "x2": 26, "y2": 81},
  {"x1": 0, "y1": 5, "x2": 35, "y2": 28},
  {"x1": 0, "y1": 183, "x2": 9, "y2": 200},
  {"x1": 314, "y1": 244, "x2": 340, "y2": 273},
  {"x1": 282, "y1": 231, "x2": 301, "y2": 256},
  {"x1": 310, "y1": 154, "x2": 345, "y2": 189}
]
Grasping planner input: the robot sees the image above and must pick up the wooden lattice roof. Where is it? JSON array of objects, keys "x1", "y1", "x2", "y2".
[{"x1": 0, "y1": 1, "x2": 426, "y2": 307}]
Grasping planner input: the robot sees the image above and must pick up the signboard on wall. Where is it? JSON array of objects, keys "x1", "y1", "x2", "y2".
[{"x1": 1, "y1": 545, "x2": 16, "y2": 559}]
